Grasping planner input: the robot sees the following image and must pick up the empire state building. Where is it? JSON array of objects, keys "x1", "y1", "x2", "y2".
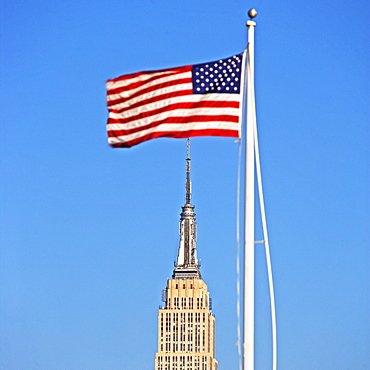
[{"x1": 155, "y1": 140, "x2": 218, "y2": 370}]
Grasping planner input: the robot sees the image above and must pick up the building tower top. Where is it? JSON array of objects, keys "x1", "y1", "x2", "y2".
[{"x1": 172, "y1": 139, "x2": 201, "y2": 279}]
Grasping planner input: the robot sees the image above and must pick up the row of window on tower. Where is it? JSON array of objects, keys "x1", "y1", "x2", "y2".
[
  {"x1": 173, "y1": 283, "x2": 196, "y2": 290},
  {"x1": 157, "y1": 355, "x2": 216, "y2": 370},
  {"x1": 167, "y1": 297, "x2": 208, "y2": 309},
  {"x1": 161, "y1": 312, "x2": 208, "y2": 324}
]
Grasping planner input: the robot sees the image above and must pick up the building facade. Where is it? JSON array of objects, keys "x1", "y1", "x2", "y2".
[{"x1": 155, "y1": 141, "x2": 218, "y2": 370}]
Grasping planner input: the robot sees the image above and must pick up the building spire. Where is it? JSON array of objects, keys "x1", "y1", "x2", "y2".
[{"x1": 173, "y1": 139, "x2": 201, "y2": 279}]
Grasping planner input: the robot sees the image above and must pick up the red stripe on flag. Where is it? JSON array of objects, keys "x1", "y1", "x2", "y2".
[
  {"x1": 108, "y1": 114, "x2": 239, "y2": 137},
  {"x1": 107, "y1": 65, "x2": 191, "y2": 84},
  {"x1": 109, "y1": 128, "x2": 239, "y2": 148}
]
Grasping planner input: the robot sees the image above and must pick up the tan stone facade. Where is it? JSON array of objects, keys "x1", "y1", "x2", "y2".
[{"x1": 155, "y1": 278, "x2": 218, "y2": 370}]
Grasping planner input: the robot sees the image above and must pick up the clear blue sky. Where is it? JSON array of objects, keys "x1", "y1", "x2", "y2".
[{"x1": 1, "y1": 1, "x2": 369, "y2": 369}]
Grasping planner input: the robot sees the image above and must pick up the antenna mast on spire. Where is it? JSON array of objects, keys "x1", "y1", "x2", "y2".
[{"x1": 186, "y1": 138, "x2": 192, "y2": 205}]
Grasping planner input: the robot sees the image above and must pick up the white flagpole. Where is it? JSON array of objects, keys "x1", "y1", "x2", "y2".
[{"x1": 244, "y1": 9, "x2": 257, "y2": 370}]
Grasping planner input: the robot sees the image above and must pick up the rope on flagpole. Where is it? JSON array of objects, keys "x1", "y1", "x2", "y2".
[
  {"x1": 235, "y1": 138, "x2": 243, "y2": 370},
  {"x1": 253, "y1": 112, "x2": 278, "y2": 370}
]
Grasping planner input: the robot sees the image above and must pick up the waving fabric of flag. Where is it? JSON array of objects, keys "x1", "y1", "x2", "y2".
[{"x1": 106, "y1": 52, "x2": 245, "y2": 148}]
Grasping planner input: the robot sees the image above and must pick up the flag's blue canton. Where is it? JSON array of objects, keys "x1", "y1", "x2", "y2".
[{"x1": 192, "y1": 53, "x2": 243, "y2": 95}]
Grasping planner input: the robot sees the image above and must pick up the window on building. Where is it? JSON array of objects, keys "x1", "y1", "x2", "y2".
[
  {"x1": 180, "y1": 356, "x2": 185, "y2": 370},
  {"x1": 202, "y1": 356, "x2": 207, "y2": 370},
  {"x1": 195, "y1": 356, "x2": 200, "y2": 370},
  {"x1": 187, "y1": 356, "x2": 192, "y2": 370},
  {"x1": 173, "y1": 356, "x2": 178, "y2": 370},
  {"x1": 158, "y1": 356, "x2": 163, "y2": 370},
  {"x1": 165, "y1": 356, "x2": 171, "y2": 370}
]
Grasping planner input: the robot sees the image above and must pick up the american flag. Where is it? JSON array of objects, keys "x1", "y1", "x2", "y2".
[{"x1": 106, "y1": 52, "x2": 245, "y2": 148}]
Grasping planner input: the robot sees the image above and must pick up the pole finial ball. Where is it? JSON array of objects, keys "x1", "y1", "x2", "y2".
[{"x1": 248, "y1": 9, "x2": 257, "y2": 18}]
